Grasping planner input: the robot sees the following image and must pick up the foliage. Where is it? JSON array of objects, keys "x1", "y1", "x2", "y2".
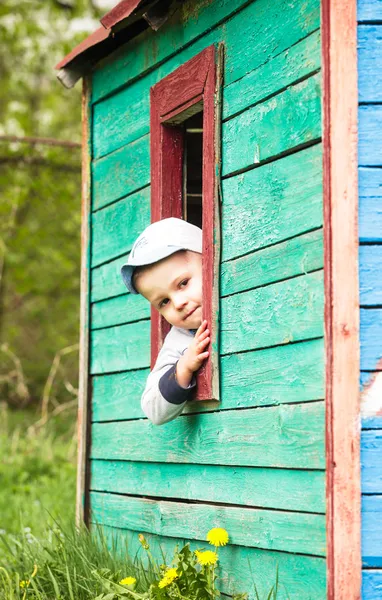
[
  {"x1": 0, "y1": 0, "x2": 106, "y2": 406},
  {"x1": 0, "y1": 404, "x2": 76, "y2": 541}
]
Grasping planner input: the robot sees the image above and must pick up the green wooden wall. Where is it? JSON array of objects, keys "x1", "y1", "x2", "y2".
[{"x1": 88, "y1": 0, "x2": 324, "y2": 597}]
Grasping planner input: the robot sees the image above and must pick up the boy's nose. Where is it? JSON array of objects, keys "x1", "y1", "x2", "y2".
[{"x1": 173, "y1": 294, "x2": 187, "y2": 310}]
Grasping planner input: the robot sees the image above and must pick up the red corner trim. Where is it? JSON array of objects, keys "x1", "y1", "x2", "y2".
[{"x1": 100, "y1": 0, "x2": 144, "y2": 29}]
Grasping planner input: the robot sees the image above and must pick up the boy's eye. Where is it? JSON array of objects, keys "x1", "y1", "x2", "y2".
[
  {"x1": 180, "y1": 279, "x2": 189, "y2": 288},
  {"x1": 159, "y1": 298, "x2": 169, "y2": 308}
]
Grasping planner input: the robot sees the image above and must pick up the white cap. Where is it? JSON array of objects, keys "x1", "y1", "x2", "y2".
[{"x1": 121, "y1": 218, "x2": 202, "y2": 294}]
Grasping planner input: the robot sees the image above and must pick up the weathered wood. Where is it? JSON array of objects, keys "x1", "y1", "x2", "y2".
[
  {"x1": 223, "y1": 29, "x2": 321, "y2": 120},
  {"x1": 221, "y1": 144, "x2": 323, "y2": 262},
  {"x1": 221, "y1": 271, "x2": 324, "y2": 356},
  {"x1": 91, "y1": 401, "x2": 325, "y2": 469},
  {"x1": 97, "y1": 525, "x2": 327, "y2": 600},
  {"x1": 360, "y1": 309, "x2": 382, "y2": 371},
  {"x1": 359, "y1": 106, "x2": 382, "y2": 166},
  {"x1": 91, "y1": 338, "x2": 324, "y2": 421},
  {"x1": 322, "y1": 0, "x2": 361, "y2": 595},
  {"x1": 363, "y1": 570, "x2": 382, "y2": 600},
  {"x1": 91, "y1": 0, "x2": 320, "y2": 103},
  {"x1": 359, "y1": 245, "x2": 382, "y2": 306},
  {"x1": 362, "y1": 415, "x2": 382, "y2": 430},
  {"x1": 90, "y1": 319, "x2": 150, "y2": 374},
  {"x1": 358, "y1": 0, "x2": 382, "y2": 22},
  {"x1": 222, "y1": 73, "x2": 321, "y2": 176},
  {"x1": 92, "y1": 134, "x2": 150, "y2": 210},
  {"x1": 91, "y1": 460, "x2": 325, "y2": 513},
  {"x1": 359, "y1": 167, "x2": 382, "y2": 243},
  {"x1": 358, "y1": 26, "x2": 382, "y2": 103},
  {"x1": 361, "y1": 430, "x2": 382, "y2": 494},
  {"x1": 90, "y1": 492, "x2": 326, "y2": 556},
  {"x1": 91, "y1": 186, "x2": 150, "y2": 267},
  {"x1": 91, "y1": 254, "x2": 129, "y2": 302},
  {"x1": 91, "y1": 293, "x2": 149, "y2": 329},
  {"x1": 221, "y1": 229, "x2": 323, "y2": 297},
  {"x1": 362, "y1": 495, "x2": 382, "y2": 567}
]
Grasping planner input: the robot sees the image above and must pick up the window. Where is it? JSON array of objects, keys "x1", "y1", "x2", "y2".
[{"x1": 150, "y1": 44, "x2": 222, "y2": 401}]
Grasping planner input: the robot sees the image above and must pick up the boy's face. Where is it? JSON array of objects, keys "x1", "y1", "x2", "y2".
[{"x1": 135, "y1": 251, "x2": 202, "y2": 330}]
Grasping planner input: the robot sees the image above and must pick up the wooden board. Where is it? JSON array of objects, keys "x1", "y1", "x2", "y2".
[
  {"x1": 221, "y1": 144, "x2": 322, "y2": 261},
  {"x1": 361, "y1": 430, "x2": 382, "y2": 494},
  {"x1": 363, "y1": 570, "x2": 382, "y2": 600},
  {"x1": 91, "y1": 0, "x2": 320, "y2": 103},
  {"x1": 91, "y1": 292, "x2": 149, "y2": 329},
  {"x1": 362, "y1": 495, "x2": 382, "y2": 567},
  {"x1": 358, "y1": 26, "x2": 382, "y2": 103},
  {"x1": 91, "y1": 338, "x2": 324, "y2": 421},
  {"x1": 358, "y1": 0, "x2": 382, "y2": 21},
  {"x1": 92, "y1": 134, "x2": 150, "y2": 210},
  {"x1": 91, "y1": 401, "x2": 325, "y2": 469},
  {"x1": 359, "y1": 245, "x2": 382, "y2": 306},
  {"x1": 91, "y1": 186, "x2": 150, "y2": 267},
  {"x1": 359, "y1": 167, "x2": 382, "y2": 243},
  {"x1": 220, "y1": 271, "x2": 324, "y2": 355},
  {"x1": 90, "y1": 319, "x2": 150, "y2": 374},
  {"x1": 91, "y1": 460, "x2": 325, "y2": 513},
  {"x1": 359, "y1": 106, "x2": 382, "y2": 166},
  {"x1": 91, "y1": 254, "x2": 129, "y2": 302},
  {"x1": 222, "y1": 73, "x2": 321, "y2": 176},
  {"x1": 221, "y1": 229, "x2": 323, "y2": 297},
  {"x1": 97, "y1": 525, "x2": 326, "y2": 600},
  {"x1": 360, "y1": 309, "x2": 382, "y2": 370},
  {"x1": 90, "y1": 492, "x2": 326, "y2": 556}
]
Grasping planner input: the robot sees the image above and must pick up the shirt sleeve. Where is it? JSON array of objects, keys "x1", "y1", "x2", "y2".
[{"x1": 140, "y1": 328, "x2": 194, "y2": 425}]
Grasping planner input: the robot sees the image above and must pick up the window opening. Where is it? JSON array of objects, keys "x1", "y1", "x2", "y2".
[{"x1": 182, "y1": 111, "x2": 203, "y2": 229}]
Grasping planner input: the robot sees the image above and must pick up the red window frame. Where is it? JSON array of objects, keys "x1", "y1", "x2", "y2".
[{"x1": 150, "y1": 44, "x2": 222, "y2": 401}]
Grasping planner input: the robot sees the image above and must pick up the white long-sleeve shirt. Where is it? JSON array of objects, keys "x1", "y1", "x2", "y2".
[{"x1": 141, "y1": 326, "x2": 196, "y2": 425}]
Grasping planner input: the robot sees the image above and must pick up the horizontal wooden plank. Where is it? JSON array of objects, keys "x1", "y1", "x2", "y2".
[
  {"x1": 359, "y1": 167, "x2": 382, "y2": 243},
  {"x1": 222, "y1": 73, "x2": 321, "y2": 176},
  {"x1": 358, "y1": 0, "x2": 382, "y2": 22},
  {"x1": 91, "y1": 402, "x2": 325, "y2": 469},
  {"x1": 363, "y1": 570, "x2": 382, "y2": 600},
  {"x1": 221, "y1": 229, "x2": 323, "y2": 297},
  {"x1": 90, "y1": 319, "x2": 150, "y2": 374},
  {"x1": 223, "y1": 29, "x2": 320, "y2": 120},
  {"x1": 91, "y1": 338, "x2": 324, "y2": 421},
  {"x1": 91, "y1": 186, "x2": 150, "y2": 267},
  {"x1": 360, "y1": 245, "x2": 382, "y2": 306},
  {"x1": 93, "y1": 27, "x2": 321, "y2": 161},
  {"x1": 221, "y1": 271, "x2": 324, "y2": 355},
  {"x1": 92, "y1": 134, "x2": 150, "y2": 210},
  {"x1": 362, "y1": 429, "x2": 382, "y2": 494},
  {"x1": 360, "y1": 308, "x2": 382, "y2": 371},
  {"x1": 359, "y1": 106, "x2": 382, "y2": 167},
  {"x1": 91, "y1": 254, "x2": 129, "y2": 303},
  {"x1": 91, "y1": 460, "x2": 325, "y2": 513},
  {"x1": 92, "y1": 0, "x2": 320, "y2": 103},
  {"x1": 362, "y1": 495, "x2": 382, "y2": 567},
  {"x1": 222, "y1": 144, "x2": 322, "y2": 261},
  {"x1": 91, "y1": 293, "x2": 149, "y2": 329},
  {"x1": 90, "y1": 492, "x2": 326, "y2": 556},
  {"x1": 358, "y1": 26, "x2": 382, "y2": 103},
  {"x1": 97, "y1": 525, "x2": 326, "y2": 600},
  {"x1": 362, "y1": 415, "x2": 382, "y2": 430}
]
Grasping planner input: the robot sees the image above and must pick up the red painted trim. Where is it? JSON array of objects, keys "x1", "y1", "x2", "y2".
[
  {"x1": 150, "y1": 45, "x2": 220, "y2": 401},
  {"x1": 55, "y1": 27, "x2": 110, "y2": 70},
  {"x1": 100, "y1": 0, "x2": 144, "y2": 29},
  {"x1": 322, "y1": 0, "x2": 361, "y2": 597}
]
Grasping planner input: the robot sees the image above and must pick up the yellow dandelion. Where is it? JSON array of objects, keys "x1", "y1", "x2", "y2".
[
  {"x1": 19, "y1": 580, "x2": 30, "y2": 589},
  {"x1": 119, "y1": 576, "x2": 137, "y2": 586},
  {"x1": 195, "y1": 550, "x2": 218, "y2": 566},
  {"x1": 138, "y1": 533, "x2": 149, "y2": 549},
  {"x1": 206, "y1": 527, "x2": 229, "y2": 547},
  {"x1": 158, "y1": 568, "x2": 178, "y2": 588}
]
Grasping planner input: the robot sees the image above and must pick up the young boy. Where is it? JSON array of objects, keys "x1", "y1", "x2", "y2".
[{"x1": 121, "y1": 218, "x2": 210, "y2": 426}]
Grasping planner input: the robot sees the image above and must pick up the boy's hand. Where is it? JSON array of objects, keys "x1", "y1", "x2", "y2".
[{"x1": 176, "y1": 320, "x2": 210, "y2": 388}]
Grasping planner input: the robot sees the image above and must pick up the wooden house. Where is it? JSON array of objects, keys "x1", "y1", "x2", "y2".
[{"x1": 56, "y1": 0, "x2": 382, "y2": 597}]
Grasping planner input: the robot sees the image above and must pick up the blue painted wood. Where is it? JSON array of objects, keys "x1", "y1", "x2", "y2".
[
  {"x1": 359, "y1": 245, "x2": 382, "y2": 305},
  {"x1": 358, "y1": 0, "x2": 382, "y2": 22},
  {"x1": 360, "y1": 309, "x2": 382, "y2": 370},
  {"x1": 359, "y1": 167, "x2": 382, "y2": 243},
  {"x1": 361, "y1": 430, "x2": 382, "y2": 493},
  {"x1": 359, "y1": 106, "x2": 382, "y2": 167},
  {"x1": 363, "y1": 570, "x2": 382, "y2": 600},
  {"x1": 362, "y1": 495, "x2": 382, "y2": 567},
  {"x1": 358, "y1": 26, "x2": 382, "y2": 103},
  {"x1": 363, "y1": 415, "x2": 382, "y2": 430}
]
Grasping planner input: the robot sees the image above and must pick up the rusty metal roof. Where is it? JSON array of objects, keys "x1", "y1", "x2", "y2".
[{"x1": 56, "y1": 0, "x2": 173, "y2": 89}]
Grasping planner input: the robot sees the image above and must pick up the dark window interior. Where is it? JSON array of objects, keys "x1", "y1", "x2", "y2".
[{"x1": 183, "y1": 111, "x2": 203, "y2": 229}]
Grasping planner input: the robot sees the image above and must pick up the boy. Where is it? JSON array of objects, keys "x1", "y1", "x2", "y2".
[{"x1": 121, "y1": 218, "x2": 210, "y2": 426}]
